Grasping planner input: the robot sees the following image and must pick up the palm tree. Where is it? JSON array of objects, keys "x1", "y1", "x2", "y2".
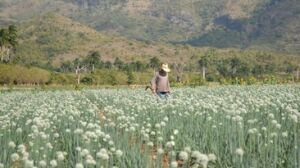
[
  {"x1": 198, "y1": 49, "x2": 215, "y2": 80},
  {"x1": 0, "y1": 25, "x2": 17, "y2": 63},
  {"x1": 198, "y1": 56, "x2": 208, "y2": 80},
  {"x1": 230, "y1": 57, "x2": 241, "y2": 76},
  {"x1": 0, "y1": 28, "x2": 9, "y2": 62}
]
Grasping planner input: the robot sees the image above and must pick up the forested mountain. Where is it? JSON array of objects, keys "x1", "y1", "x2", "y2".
[
  {"x1": 0, "y1": 0, "x2": 299, "y2": 53},
  {"x1": 186, "y1": 0, "x2": 300, "y2": 53}
]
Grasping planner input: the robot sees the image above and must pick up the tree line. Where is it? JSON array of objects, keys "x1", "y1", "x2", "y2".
[
  {"x1": 56, "y1": 49, "x2": 300, "y2": 84},
  {"x1": 0, "y1": 25, "x2": 17, "y2": 63},
  {"x1": 0, "y1": 25, "x2": 299, "y2": 86},
  {"x1": 59, "y1": 51, "x2": 162, "y2": 73},
  {"x1": 197, "y1": 49, "x2": 299, "y2": 82}
]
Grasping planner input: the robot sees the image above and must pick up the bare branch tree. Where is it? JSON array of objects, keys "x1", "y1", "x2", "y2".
[
  {"x1": 174, "y1": 62, "x2": 185, "y2": 83},
  {"x1": 75, "y1": 64, "x2": 86, "y2": 85}
]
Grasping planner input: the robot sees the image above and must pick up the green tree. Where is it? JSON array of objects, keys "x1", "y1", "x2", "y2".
[
  {"x1": 265, "y1": 64, "x2": 276, "y2": 74},
  {"x1": 237, "y1": 63, "x2": 251, "y2": 77},
  {"x1": 60, "y1": 61, "x2": 73, "y2": 72},
  {"x1": 0, "y1": 28, "x2": 9, "y2": 62},
  {"x1": 126, "y1": 69, "x2": 135, "y2": 85},
  {"x1": 84, "y1": 51, "x2": 101, "y2": 71},
  {"x1": 0, "y1": 25, "x2": 17, "y2": 63},
  {"x1": 285, "y1": 63, "x2": 296, "y2": 74},
  {"x1": 114, "y1": 57, "x2": 124, "y2": 70},
  {"x1": 81, "y1": 76, "x2": 94, "y2": 85},
  {"x1": 198, "y1": 56, "x2": 208, "y2": 80},
  {"x1": 230, "y1": 57, "x2": 242, "y2": 76},
  {"x1": 104, "y1": 61, "x2": 112, "y2": 69},
  {"x1": 198, "y1": 49, "x2": 214, "y2": 80},
  {"x1": 295, "y1": 66, "x2": 299, "y2": 81},
  {"x1": 108, "y1": 73, "x2": 117, "y2": 86},
  {"x1": 148, "y1": 57, "x2": 161, "y2": 69},
  {"x1": 217, "y1": 60, "x2": 230, "y2": 77},
  {"x1": 252, "y1": 65, "x2": 265, "y2": 76},
  {"x1": 131, "y1": 61, "x2": 145, "y2": 72},
  {"x1": 7, "y1": 25, "x2": 17, "y2": 47}
]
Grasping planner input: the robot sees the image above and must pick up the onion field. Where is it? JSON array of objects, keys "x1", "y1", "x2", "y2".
[{"x1": 0, "y1": 85, "x2": 299, "y2": 168}]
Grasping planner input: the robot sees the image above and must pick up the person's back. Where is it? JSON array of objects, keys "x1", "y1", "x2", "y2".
[
  {"x1": 151, "y1": 70, "x2": 170, "y2": 93},
  {"x1": 151, "y1": 64, "x2": 171, "y2": 98}
]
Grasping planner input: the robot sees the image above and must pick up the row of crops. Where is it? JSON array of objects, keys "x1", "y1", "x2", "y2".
[{"x1": 0, "y1": 85, "x2": 299, "y2": 167}]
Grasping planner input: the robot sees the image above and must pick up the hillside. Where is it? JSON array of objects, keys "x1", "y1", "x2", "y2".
[
  {"x1": 249, "y1": 0, "x2": 300, "y2": 53},
  {"x1": 11, "y1": 13, "x2": 300, "y2": 72},
  {"x1": 15, "y1": 13, "x2": 197, "y2": 66},
  {"x1": 185, "y1": 0, "x2": 300, "y2": 53},
  {"x1": 2, "y1": 0, "x2": 299, "y2": 54}
]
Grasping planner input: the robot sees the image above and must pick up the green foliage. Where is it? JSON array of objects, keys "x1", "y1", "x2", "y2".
[
  {"x1": 252, "y1": 65, "x2": 265, "y2": 76},
  {"x1": 126, "y1": 70, "x2": 135, "y2": 85},
  {"x1": 81, "y1": 76, "x2": 94, "y2": 85},
  {"x1": 0, "y1": 25, "x2": 18, "y2": 63},
  {"x1": 0, "y1": 64, "x2": 50, "y2": 85},
  {"x1": 263, "y1": 75, "x2": 278, "y2": 85},
  {"x1": 114, "y1": 57, "x2": 124, "y2": 70},
  {"x1": 246, "y1": 76, "x2": 258, "y2": 85},
  {"x1": 108, "y1": 73, "x2": 118, "y2": 86},
  {"x1": 198, "y1": 56, "x2": 209, "y2": 69},
  {"x1": 84, "y1": 51, "x2": 102, "y2": 70},
  {"x1": 148, "y1": 57, "x2": 161, "y2": 69},
  {"x1": 189, "y1": 76, "x2": 207, "y2": 87},
  {"x1": 48, "y1": 73, "x2": 75, "y2": 85},
  {"x1": 74, "y1": 84, "x2": 83, "y2": 90}
]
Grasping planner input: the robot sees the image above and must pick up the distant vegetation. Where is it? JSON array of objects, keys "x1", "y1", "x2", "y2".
[
  {"x1": 0, "y1": 4, "x2": 299, "y2": 87},
  {"x1": 0, "y1": 0, "x2": 299, "y2": 53},
  {"x1": 1, "y1": 47, "x2": 299, "y2": 87},
  {"x1": 0, "y1": 25, "x2": 17, "y2": 63}
]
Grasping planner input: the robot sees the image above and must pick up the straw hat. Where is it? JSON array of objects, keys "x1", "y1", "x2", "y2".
[{"x1": 161, "y1": 63, "x2": 170, "y2": 72}]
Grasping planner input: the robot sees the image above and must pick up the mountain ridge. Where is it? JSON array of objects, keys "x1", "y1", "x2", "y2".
[{"x1": 0, "y1": 0, "x2": 299, "y2": 54}]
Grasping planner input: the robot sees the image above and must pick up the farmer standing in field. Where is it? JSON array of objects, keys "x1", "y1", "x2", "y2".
[{"x1": 150, "y1": 63, "x2": 171, "y2": 99}]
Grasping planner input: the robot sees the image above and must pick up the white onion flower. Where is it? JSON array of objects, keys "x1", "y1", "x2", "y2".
[
  {"x1": 208, "y1": 153, "x2": 217, "y2": 161},
  {"x1": 160, "y1": 121, "x2": 166, "y2": 127},
  {"x1": 179, "y1": 151, "x2": 189, "y2": 161},
  {"x1": 11, "y1": 153, "x2": 19, "y2": 162},
  {"x1": 115, "y1": 150, "x2": 123, "y2": 157},
  {"x1": 8, "y1": 141, "x2": 16, "y2": 148},
  {"x1": 191, "y1": 151, "x2": 201, "y2": 162},
  {"x1": 50, "y1": 160, "x2": 57, "y2": 167},
  {"x1": 173, "y1": 129, "x2": 179, "y2": 135},
  {"x1": 157, "y1": 136, "x2": 163, "y2": 142},
  {"x1": 80, "y1": 149, "x2": 89, "y2": 157},
  {"x1": 24, "y1": 160, "x2": 34, "y2": 168},
  {"x1": 147, "y1": 141, "x2": 154, "y2": 147},
  {"x1": 86, "y1": 155, "x2": 96, "y2": 165},
  {"x1": 290, "y1": 114, "x2": 298, "y2": 123},
  {"x1": 39, "y1": 160, "x2": 47, "y2": 167},
  {"x1": 271, "y1": 132, "x2": 277, "y2": 137},
  {"x1": 166, "y1": 141, "x2": 175, "y2": 148},
  {"x1": 235, "y1": 148, "x2": 244, "y2": 156},
  {"x1": 157, "y1": 148, "x2": 164, "y2": 155},
  {"x1": 54, "y1": 133, "x2": 59, "y2": 138},
  {"x1": 56, "y1": 151, "x2": 65, "y2": 161},
  {"x1": 75, "y1": 163, "x2": 84, "y2": 168},
  {"x1": 97, "y1": 149, "x2": 109, "y2": 160},
  {"x1": 16, "y1": 128, "x2": 22, "y2": 133},
  {"x1": 282, "y1": 132, "x2": 288, "y2": 137},
  {"x1": 170, "y1": 161, "x2": 178, "y2": 168}
]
